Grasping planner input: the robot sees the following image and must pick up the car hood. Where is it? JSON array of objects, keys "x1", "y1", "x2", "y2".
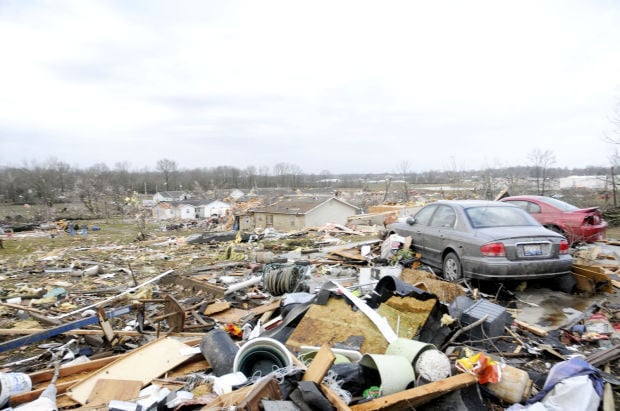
[{"x1": 473, "y1": 226, "x2": 564, "y2": 242}]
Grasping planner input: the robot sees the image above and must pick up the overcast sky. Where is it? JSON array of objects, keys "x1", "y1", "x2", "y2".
[{"x1": 1, "y1": 1, "x2": 620, "y2": 175}]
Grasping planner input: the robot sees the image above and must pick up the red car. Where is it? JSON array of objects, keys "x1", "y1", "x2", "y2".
[{"x1": 499, "y1": 195, "x2": 607, "y2": 244}]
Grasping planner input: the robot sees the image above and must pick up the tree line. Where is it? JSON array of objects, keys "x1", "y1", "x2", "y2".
[{"x1": 0, "y1": 157, "x2": 612, "y2": 208}]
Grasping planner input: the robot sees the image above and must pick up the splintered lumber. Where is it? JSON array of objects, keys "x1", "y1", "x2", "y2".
[
  {"x1": 0, "y1": 305, "x2": 135, "y2": 353},
  {"x1": 349, "y1": 372, "x2": 478, "y2": 410},
  {"x1": 572, "y1": 264, "x2": 614, "y2": 294},
  {"x1": 10, "y1": 355, "x2": 128, "y2": 406},
  {"x1": 201, "y1": 377, "x2": 280, "y2": 410},
  {"x1": 67, "y1": 337, "x2": 196, "y2": 405}
]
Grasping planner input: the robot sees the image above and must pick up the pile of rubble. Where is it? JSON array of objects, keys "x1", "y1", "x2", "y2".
[{"x1": 0, "y1": 225, "x2": 619, "y2": 410}]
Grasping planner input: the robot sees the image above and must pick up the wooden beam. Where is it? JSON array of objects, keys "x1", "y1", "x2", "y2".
[
  {"x1": 349, "y1": 373, "x2": 477, "y2": 411},
  {"x1": 302, "y1": 344, "x2": 335, "y2": 384},
  {"x1": 513, "y1": 320, "x2": 548, "y2": 337}
]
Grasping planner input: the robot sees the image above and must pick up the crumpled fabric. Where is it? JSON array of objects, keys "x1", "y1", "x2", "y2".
[
  {"x1": 455, "y1": 351, "x2": 501, "y2": 384},
  {"x1": 506, "y1": 374, "x2": 601, "y2": 411},
  {"x1": 526, "y1": 358, "x2": 603, "y2": 405}
]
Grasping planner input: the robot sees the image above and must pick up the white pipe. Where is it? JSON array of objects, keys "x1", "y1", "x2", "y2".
[{"x1": 224, "y1": 275, "x2": 263, "y2": 295}]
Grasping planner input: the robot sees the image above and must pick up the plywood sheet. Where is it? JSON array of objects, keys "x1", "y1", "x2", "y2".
[
  {"x1": 86, "y1": 379, "x2": 142, "y2": 406},
  {"x1": 209, "y1": 307, "x2": 252, "y2": 324},
  {"x1": 67, "y1": 337, "x2": 193, "y2": 405},
  {"x1": 378, "y1": 296, "x2": 437, "y2": 339},
  {"x1": 285, "y1": 297, "x2": 388, "y2": 355}
]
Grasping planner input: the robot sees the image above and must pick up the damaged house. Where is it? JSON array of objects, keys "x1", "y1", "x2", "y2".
[
  {"x1": 152, "y1": 190, "x2": 191, "y2": 202},
  {"x1": 153, "y1": 200, "x2": 233, "y2": 221},
  {"x1": 245, "y1": 196, "x2": 360, "y2": 231}
]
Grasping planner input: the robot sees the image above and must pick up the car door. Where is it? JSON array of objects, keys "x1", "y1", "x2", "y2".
[
  {"x1": 503, "y1": 200, "x2": 544, "y2": 225},
  {"x1": 423, "y1": 204, "x2": 457, "y2": 267},
  {"x1": 409, "y1": 204, "x2": 438, "y2": 263}
]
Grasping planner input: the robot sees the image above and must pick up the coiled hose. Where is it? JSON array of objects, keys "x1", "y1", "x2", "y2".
[{"x1": 262, "y1": 263, "x2": 307, "y2": 296}]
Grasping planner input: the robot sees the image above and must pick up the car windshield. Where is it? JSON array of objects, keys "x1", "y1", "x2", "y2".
[
  {"x1": 539, "y1": 197, "x2": 579, "y2": 211},
  {"x1": 465, "y1": 206, "x2": 539, "y2": 228}
]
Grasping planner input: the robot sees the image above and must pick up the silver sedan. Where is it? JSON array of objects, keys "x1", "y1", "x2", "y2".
[{"x1": 387, "y1": 200, "x2": 572, "y2": 281}]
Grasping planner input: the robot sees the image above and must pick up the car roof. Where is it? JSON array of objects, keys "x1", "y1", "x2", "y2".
[
  {"x1": 501, "y1": 195, "x2": 548, "y2": 201},
  {"x1": 435, "y1": 199, "x2": 515, "y2": 208}
]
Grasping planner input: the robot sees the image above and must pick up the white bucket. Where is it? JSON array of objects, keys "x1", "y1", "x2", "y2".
[
  {"x1": 233, "y1": 338, "x2": 292, "y2": 378},
  {"x1": 359, "y1": 354, "x2": 415, "y2": 395},
  {"x1": 0, "y1": 372, "x2": 32, "y2": 407}
]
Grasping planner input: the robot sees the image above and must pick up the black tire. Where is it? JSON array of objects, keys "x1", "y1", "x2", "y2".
[
  {"x1": 547, "y1": 274, "x2": 576, "y2": 294},
  {"x1": 442, "y1": 252, "x2": 462, "y2": 281}
]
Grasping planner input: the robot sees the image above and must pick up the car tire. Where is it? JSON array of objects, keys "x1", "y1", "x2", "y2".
[
  {"x1": 547, "y1": 274, "x2": 576, "y2": 294},
  {"x1": 442, "y1": 252, "x2": 462, "y2": 281}
]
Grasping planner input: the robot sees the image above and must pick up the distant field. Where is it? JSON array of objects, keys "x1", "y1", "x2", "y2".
[{"x1": 607, "y1": 226, "x2": 620, "y2": 240}]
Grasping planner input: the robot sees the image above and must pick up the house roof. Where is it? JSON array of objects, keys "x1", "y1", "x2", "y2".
[
  {"x1": 251, "y1": 196, "x2": 359, "y2": 215},
  {"x1": 156, "y1": 191, "x2": 187, "y2": 198},
  {"x1": 154, "y1": 200, "x2": 209, "y2": 208}
]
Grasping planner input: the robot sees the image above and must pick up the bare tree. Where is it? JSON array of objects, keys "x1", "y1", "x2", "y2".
[
  {"x1": 156, "y1": 159, "x2": 178, "y2": 191},
  {"x1": 527, "y1": 149, "x2": 556, "y2": 195},
  {"x1": 383, "y1": 175, "x2": 392, "y2": 202},
  {"x1": 395, "y1": 161, "x2": 411, "y2": 201}
]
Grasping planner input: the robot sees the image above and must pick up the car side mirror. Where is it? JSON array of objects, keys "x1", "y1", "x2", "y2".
[{"x1": 406, "y1": 216, "x2": 416, "y2": 225}]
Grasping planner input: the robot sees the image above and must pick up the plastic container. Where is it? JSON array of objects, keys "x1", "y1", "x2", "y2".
[
  {"x1": 359, "y1": 354, "x2": 415, "y2": 395},
  {"x1": 233, "y1": 337, "x2": 292, "y2": 377},
  {"x1": 0, "y1": 372, "x2": 32, "y2": 407},
  {"x1": 485, "y1": 364, "x2": 532, "y2": 404},
  {"x1": 385, "y1": 338, "x2": 434, "y2": 366}
]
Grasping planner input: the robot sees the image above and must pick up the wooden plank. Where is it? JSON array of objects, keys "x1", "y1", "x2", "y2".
[
  {"x1": 67, "y1": 337, "x2": 194, "y2": 405},
  {"x1": 162, "y1": 274, "x2": 227, "y2": 298},
  {"x1": 603, "y1": 364, "x2": 615, "y2": 411},
  {"x1": 320, "y1": 383, "x2": 352, "y2": 411},
  {"x1": 302, "y1": 344, "x2": 335, "y2": 384},
  {"x1": 11, "y1": 353, "x2": 205, "y2": 407},
  {"x1": 236, "y1": 377, "x2": 281, "y2": 411},
  {"x1": 513, "y1": 320, "x2": 548, "y2": 337},
  {"x1": 200, "y1": 381, "x2": 256, "y2": 410},
  {"x1": 203, "y1": 301, "x2": 231, "y2": 316},
  {"x1": 349, "y1": 373, "x2": 478, "y2": 411},
  {"x1": 86, "y1": 379, "x2": 142, "y2": 406},
  {"x1": 209, "y1": 307, "x2": 252, "y2": 324},
  {"x1": 249, "y1": 300, "x2": 281, "y2": 316}
]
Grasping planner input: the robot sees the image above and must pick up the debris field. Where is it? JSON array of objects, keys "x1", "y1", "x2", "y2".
[{"x1": 0, "y1": 221, "x2": 619, "y2": 411}]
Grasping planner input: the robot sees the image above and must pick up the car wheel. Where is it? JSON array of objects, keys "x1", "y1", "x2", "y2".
[
  {"x1": 442, "y1": 252, "x2": 462, "y2": 281},
  {"x1": 547, "y1": 274, "x2": 576, "y2": 294}
]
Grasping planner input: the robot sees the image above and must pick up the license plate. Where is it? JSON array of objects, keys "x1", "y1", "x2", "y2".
[{"x1": 523, "y1": 244, "x2": 542, "y2": 256}]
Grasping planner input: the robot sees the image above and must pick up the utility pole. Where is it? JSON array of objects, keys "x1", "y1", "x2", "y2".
[{"x1": 612, "y1": 167, "x2": 617, "y2": 208}]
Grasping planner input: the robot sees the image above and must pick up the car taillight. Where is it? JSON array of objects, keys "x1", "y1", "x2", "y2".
[
  {"x1": 481, "y1": 242, "x2": 505, "y2": 257},
  {"x1": 559, "y1": 240, "x2": 569, "y2": 254}
]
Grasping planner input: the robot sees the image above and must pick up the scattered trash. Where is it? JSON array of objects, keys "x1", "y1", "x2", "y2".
[{"x1": 0, "y1": 211, "x2": 619, "y2": 410}]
